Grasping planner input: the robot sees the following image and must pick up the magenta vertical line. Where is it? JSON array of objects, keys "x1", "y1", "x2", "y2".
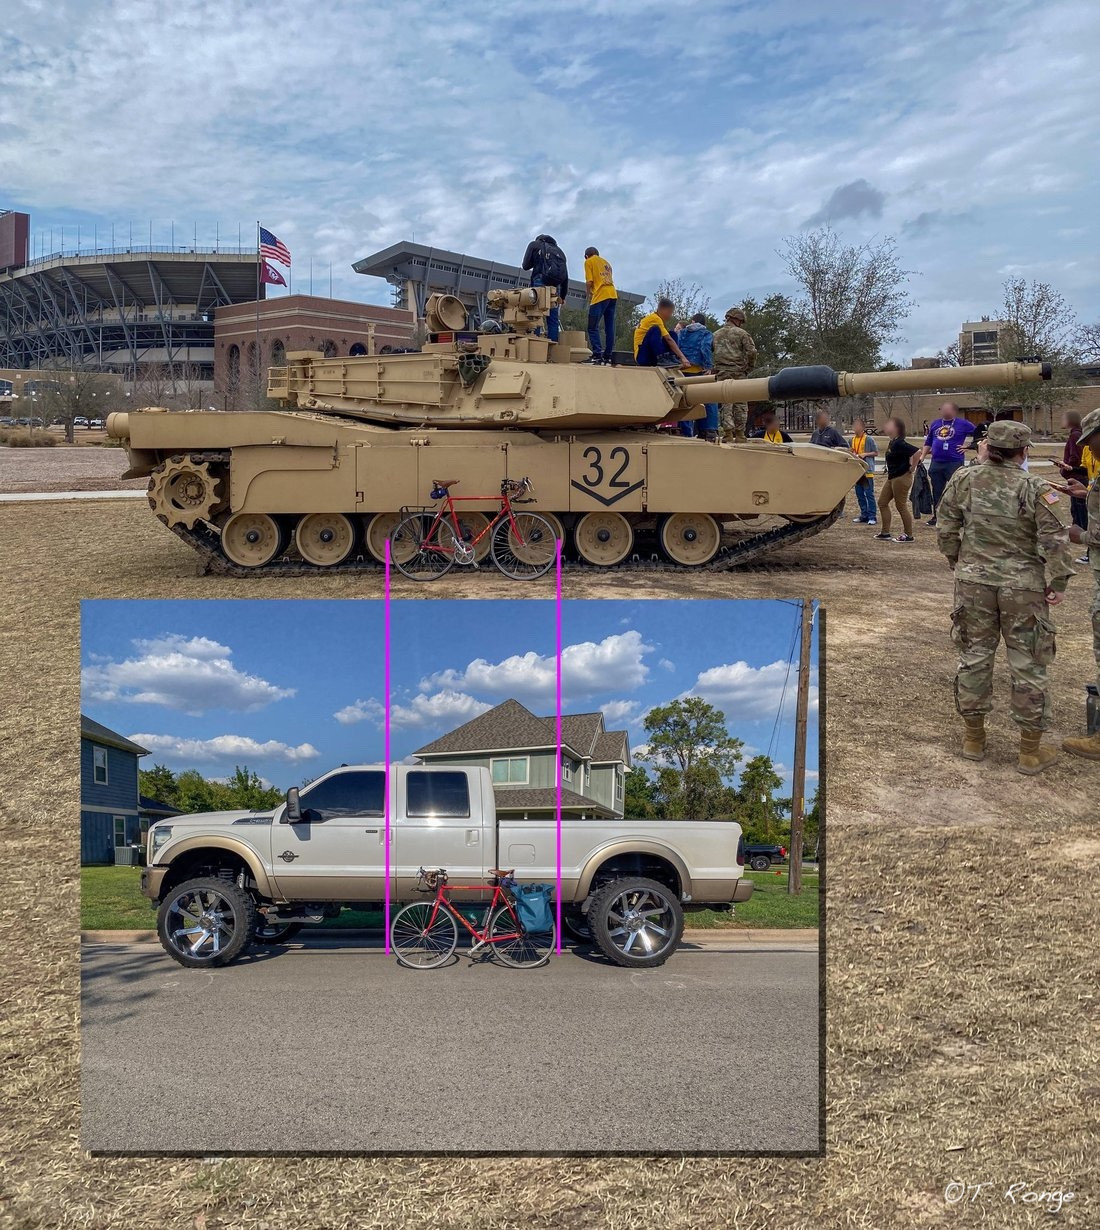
[
  {"x1": 383, "y1": 540, "x2": 392, "y2": 954},
  {"x1": 554, "y1": 537, "x2": 563, "y2": 954}
]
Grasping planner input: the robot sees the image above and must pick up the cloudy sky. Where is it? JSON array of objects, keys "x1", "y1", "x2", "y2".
[
  {"x1": 80, "y1": 599, "x2": 819, "y2": 795},
  {"x1": 3, "y1": 0, "x2": 1096, "y2": 361}
]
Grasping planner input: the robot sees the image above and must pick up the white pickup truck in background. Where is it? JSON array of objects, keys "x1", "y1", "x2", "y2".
[{"x1": 142, "y1": 764, "x2": 752, "y2": 970}]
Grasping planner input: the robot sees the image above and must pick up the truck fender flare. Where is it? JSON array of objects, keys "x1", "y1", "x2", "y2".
[
  {"x1": 160, "y1": 835, "x2": 277, "y2": 899},
  {"x1": 576, "y1": 838, "x2": 692, "y2": 901}
]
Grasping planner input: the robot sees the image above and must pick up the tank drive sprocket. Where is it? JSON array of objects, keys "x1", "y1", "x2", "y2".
[{"x1": 148, "y1": 454, "x2": 226, "y2": 529}]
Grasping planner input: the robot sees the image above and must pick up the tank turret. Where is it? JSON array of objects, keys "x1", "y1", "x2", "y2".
[{"x1": 108, "y1": 284, "x2": 1051, "y2": 575}]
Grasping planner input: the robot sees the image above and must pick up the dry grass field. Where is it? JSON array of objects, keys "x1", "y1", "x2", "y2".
[{"x1": 1, "y1": 483, "x2": 1097, "y2": 1228}]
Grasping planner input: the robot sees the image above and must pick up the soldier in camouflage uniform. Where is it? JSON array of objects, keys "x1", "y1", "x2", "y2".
[
  {"x1": 1062, "y1": 406, "x2": 1100, "y2": 760},
  {"x1": 936, "y1": 420, "x2": 1075, "y2": 774},
  {"x1": 713, "y1": 307, "x2": 757, "y2": 442}
]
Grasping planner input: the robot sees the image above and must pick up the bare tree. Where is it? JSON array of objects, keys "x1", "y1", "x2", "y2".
[
  {"x1": 936, "y1": 336, "x2": 973, "y2": 367},
  {"x1": 781, "y1": 227, "x2": 914, "y2": 370},
  {"x1": 648, "y1": 278, "x2": 711, "y2": 328},
  {"x1": 132, "y1": 361, "x2": 211, "y2": 410},
  {"x1": 1073, "y1": 319, "x2": 1100, "y2": 365},
  {"x1": 38, "y1": 365, "x2": 125, "y2": 442}
]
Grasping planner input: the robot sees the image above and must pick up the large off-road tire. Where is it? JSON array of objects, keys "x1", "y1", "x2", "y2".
[
  {"x1": 588, "y1": 877, "x2": 684, "y2": 969},
  {"x1": 560, "y1": 907, "x2": 592, "y2": 944},
  {"x1": 156, "y1": 876, "x2": 258, "y2": 969}
]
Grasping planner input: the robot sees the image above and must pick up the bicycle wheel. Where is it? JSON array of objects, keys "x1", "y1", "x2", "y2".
[
  {"x1": 488, "y1": 904, "x2": 555, "y2": 968},
  {"x1": 490, "y1": 512, "x2": 557, "y2": 580},
  {"x1": 390, "y1": 901, "x2": 458, "y2": 968},
  {"x1": 389, "y1": 514, "x2": 457, "y2": 581}
]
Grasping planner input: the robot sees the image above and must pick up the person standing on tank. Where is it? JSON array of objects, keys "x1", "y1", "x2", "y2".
[
  {"x1": 919, "y1": 401, "x2": 977, "y2": 526},
  {"x1": 521, "y1": 234, "x2": 569, "y2": 342},
  {"x1": 713, "y1": 307, "x2": 757, "y2": 442},
  {"x1": 583, "y1": 246, "x2": 618, "y2": 364},
  {"x1": 1059, "y1": 407, "x2": 1100, "y2": 761},
  {"x1": 936, "y1": 420, "x2": 1075, "y2": 775},
  {"x1": 677, "y1": 313, "x2": 720, "y2": 442}
]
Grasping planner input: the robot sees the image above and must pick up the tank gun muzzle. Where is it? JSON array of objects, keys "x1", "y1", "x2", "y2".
[{"x1": 678, "y1": 360, "x2": 1052, "y2": 407}]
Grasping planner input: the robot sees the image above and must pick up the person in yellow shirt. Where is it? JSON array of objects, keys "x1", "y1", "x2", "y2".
[
  {"x1": 583, "y1": 247, "x2": 618, "y2": 364},
  {"x1": 633, "y1": 297, "x2": 689, "y2": 368}
]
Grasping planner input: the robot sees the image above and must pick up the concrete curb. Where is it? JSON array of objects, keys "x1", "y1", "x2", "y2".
[{"x1": 81, "y1": 926, "x2": 818, "y2": 946}]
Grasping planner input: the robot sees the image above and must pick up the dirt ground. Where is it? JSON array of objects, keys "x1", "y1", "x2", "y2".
[
  {"x1": 0, "y1": 444, "x2": 144, "y2": 493},
  {"x1": 1, "y1": 482, "x2": 1097, "y2": 1228}
]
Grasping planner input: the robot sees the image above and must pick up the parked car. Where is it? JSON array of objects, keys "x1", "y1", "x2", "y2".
[
  {"x1": 0, "y1": 416, "x2": 14, "y2": 427},
  {"x1": 743, "y1": 843, "x2": 787, "y2": 871},
  {"x1": 142, "y1": 764, "x2": 753, "y2": 971},
  {"x1": 73, "y1": 416, "x2": 89, "y2": 428},
  {"x1": 88, "y1": 417, "x2": 105, "y2": 429}
]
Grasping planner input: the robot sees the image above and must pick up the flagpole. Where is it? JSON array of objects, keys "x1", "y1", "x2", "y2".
[{"x1": 255, "y1": 221, "x2": 261, "y2": 408}]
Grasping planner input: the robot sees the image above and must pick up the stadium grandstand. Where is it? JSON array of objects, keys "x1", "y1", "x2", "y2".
[{"x1": 0, "y1": 210, "x2": 261, "y2": 380}]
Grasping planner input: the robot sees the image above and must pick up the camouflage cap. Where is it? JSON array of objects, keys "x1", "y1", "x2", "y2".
[
  {"x1": 724, "y1": 307, "x2": 745, "y2": 321},
  {"x1": 1078, "y1": 407, "x2": 1100, "y2": 446},
  {"x1": 986, "y1": 420, "x2": 1032, "y2": 449}
]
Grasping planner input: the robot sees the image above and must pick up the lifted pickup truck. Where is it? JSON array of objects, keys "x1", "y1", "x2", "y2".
[{"x1": 143, "y1": 764, "x2": 752, "y2": 970}]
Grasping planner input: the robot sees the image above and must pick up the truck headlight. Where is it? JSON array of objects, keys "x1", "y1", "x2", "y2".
[{"x1": 149, "y1": 825, "x2": 173, "y2": 859}]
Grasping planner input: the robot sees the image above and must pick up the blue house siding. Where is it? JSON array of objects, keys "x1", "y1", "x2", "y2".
[{"x1": 80, "y1": 730, "x2": 144, "y2": 864}]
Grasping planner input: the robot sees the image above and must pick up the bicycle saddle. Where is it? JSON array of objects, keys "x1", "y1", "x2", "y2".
[{"x1": 431, "y1": 479, "x2": 459, "y2": 489}]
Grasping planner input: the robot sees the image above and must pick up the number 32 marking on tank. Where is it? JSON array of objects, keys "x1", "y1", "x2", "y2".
[{"x1": 570, "y1": 445, "x2": 644, "y2": 506}]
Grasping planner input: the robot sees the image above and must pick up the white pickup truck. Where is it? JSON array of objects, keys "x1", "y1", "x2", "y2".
[{"x1": 142, "y1": 764, "x2": 752, "y2": 970}]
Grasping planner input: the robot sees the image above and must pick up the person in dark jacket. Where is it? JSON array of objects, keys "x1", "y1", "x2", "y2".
[
  {"x1": 521, "y1": 234, "x2": 569, "y2": 342},
  {"x1": 1055, "y1": 409, "x2": 1089, "y2": 532},
  {"x1": 809, "y1": 408, "x2": 846, "y2": 449},
  {"x1": 677, "y1": 314, "x2": 718, "y2": 440}
]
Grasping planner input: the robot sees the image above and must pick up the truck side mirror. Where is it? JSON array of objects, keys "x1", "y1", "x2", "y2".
[{"x1": 285, "y1": 786, "x2": 302, "y2": 823}]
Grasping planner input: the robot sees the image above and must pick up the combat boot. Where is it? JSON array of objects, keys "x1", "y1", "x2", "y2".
[
  {"x1": 704, "y1": 430, "x2": 720, "y2": 444},
  {"x1": 960, "y1": 715, "x2": 986, "y2": 761},
  {"x1": 1061, "y1": 731, "x2": 1100, "y2": 761},
  {"x1": 1017, "y1": 730, "x2": 1058, "y2": 775}
]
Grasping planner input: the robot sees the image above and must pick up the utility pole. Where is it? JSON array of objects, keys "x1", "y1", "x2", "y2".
[{"x1": 788, "y1": 599, "x2": 813, "y2": 895}]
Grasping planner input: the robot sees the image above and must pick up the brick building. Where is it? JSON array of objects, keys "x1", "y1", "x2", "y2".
[{"x1": 213, "y1": 294, "x2": 415, "y2": 405}]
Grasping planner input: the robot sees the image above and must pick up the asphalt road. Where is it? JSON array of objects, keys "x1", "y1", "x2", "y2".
[{"x1": 81, "y1": 937, "x2": 819, "y2": 1155}]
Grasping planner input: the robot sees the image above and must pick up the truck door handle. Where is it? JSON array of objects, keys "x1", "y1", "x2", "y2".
[
  {"x1": 363, "y1": 829, "x2": 379, "y2": 835},
  {"x1": 465, "y1": 829, "x2": 479, "y2": 846}
]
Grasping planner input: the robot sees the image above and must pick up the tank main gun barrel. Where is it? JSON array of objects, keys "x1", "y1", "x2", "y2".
[{"x1": 677, "y1": 360, "x2": 1052, "y2": 408}]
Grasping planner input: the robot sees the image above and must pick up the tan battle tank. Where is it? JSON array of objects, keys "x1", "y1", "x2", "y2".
[{"x1": 107, "y1": 287, "x2": 1051, "y2": 574}]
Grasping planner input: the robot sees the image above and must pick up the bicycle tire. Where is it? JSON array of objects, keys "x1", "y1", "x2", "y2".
[
  {"x1": 488, "y1": 904, "x2": 555, "y2": 968},
  {"x1": 390, "y1": 901, "x2": 458, "y2": 968},
  {"x1": 490, "y1": 511, "x2": 557, "y2": 580},
  {"x1": 389, "y1": 514, "x2": 458, "y2": 582}
]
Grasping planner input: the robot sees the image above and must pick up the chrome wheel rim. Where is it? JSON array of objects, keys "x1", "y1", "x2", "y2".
[
  {"x1": 604, "y1": 887, "x2": 676, "y2": 958},
  {"x1": 164, "y1": 886, "x2": 239, "y2": 962}
]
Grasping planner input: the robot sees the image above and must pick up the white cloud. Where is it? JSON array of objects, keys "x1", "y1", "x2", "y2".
[
  {"x1": 599, "y1": 699, "x2": 642, "y2": 727},
  {"x1": 685, "y1": 660, "x2": 819, "y2": 723},
  {"x1": 82, "y1": 634, "x2": 294, "y2": 715},
  {"x1": 333, "y1": 698, "x2": 383, "y2": 726},
  {"x1": 131, "y1": 733, "x2": 319, "y2": 763},
  {"x1": 659, "y1": 659, "x2": 676, "y2": 673},
  {"x1": 390, "y1": 690, "x2": 492, "y2": 731},
  {"x1": 425, "y1": 631, "x2": 652, "y2": 709}
]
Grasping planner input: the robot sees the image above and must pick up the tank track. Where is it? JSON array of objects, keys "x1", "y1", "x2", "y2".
[{"x1": 162, "y1": 503, "x2": 844, "y2": 578}]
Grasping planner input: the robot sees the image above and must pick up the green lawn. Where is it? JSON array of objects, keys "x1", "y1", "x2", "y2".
[{"x1": 81, "y1": 866, "x2": 817, "y2": 931}]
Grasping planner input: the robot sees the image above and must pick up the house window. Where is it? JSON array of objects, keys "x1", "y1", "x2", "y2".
[
  {"x1": 561, "y1": 755, "x2": 573, "y2": 784},
  {"x1": 615, "y1": 769, "x2": 624, "y2": 802},
  {"x1": 491, "y1": 757, "x2": 529, "y2": 785},
  {"x1": 407, "y1": 771, "x2": 470, "y2": 818},
  {"x1": 585, "y1": 763, "x2": 591, "y2": 787},
  {"x1": 113, "y1": 816, "x2": 127, "y2": 847},
  {"x1": 93, "y1": 745, "x2": 109, "y2": 785}
]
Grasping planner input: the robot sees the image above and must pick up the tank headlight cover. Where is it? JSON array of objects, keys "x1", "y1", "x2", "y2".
[{"x1": 149, "y1": 825, "x2": 173, "y2": 859}]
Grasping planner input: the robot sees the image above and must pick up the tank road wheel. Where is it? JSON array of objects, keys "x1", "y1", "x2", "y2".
[
  {"x1": 573, "y1": 511, "x2": 634, "y2": 567},
  {"x1": 364, "y1": 512, "x2": 403, "y2": 563},
  {"x1": 220, "y1": 512, "x2": 288, "y2": 568},
  {"x1": 451, "y1": 511, "x2": 493, "y2": 563},
  {"x1": 491, "y1": 512, "x2": 557, "y2": 580},
  {"x1": 658, "y1": 513, "x2": 722, "y2": 566},
  {"x1": 295, "y1": 512, "x2": 357, "y2": 567},
  {"x1": 148, "y1": 455, "x2": 224, "y2": 529}
]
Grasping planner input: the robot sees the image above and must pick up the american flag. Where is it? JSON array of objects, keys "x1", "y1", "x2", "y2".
[{"x1": 259, "y1": 226, "x2": 291, "y2": 267}]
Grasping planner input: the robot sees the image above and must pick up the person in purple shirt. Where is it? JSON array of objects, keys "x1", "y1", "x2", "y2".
[{"x1": 918, "y1": 401, "x2": 977, "y2": 525}]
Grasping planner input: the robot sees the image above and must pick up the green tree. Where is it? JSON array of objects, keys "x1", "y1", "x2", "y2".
[
  {"x1": 736, "y1": 293, "x2": 803, "y2": 375},
  {"x1": 639, "y1": 698, "x2": 744, "y2": 819},
  {"x1": 734, "y1": 754, "x2": 784, "y2": 843},
  {"x1": 648, "y1": 278, "x2": 711, "y2": 328},
  {"x1": 223, "y1": 765, "x2": 283, "y2": 810},
  {"x1": 623, "y1": 765, "x2": 659, "y2": 819},
  {"x1": 139, "y1": 764, "x2": 178, "y2": 808}
]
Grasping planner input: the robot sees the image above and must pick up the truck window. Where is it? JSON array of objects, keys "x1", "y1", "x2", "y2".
[
  {"x1": 406, "y1": 771, "x2": 470, "y2": 818},
  {"x1": 300, "y1": 770, "x2": 385, "y2": 820}
]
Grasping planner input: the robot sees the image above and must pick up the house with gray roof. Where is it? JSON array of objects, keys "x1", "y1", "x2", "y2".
[{"x1": 414, "y1": 699, "x2": 630, "y2": 819}]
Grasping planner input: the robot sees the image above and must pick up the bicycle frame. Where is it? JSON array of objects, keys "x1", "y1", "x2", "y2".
[
  {"x1": 430, "y1": 490, "x2": 525, "y2": 556},
  {"x1": 423, "y1": 882, "x2": 523, "y2": 948}
]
